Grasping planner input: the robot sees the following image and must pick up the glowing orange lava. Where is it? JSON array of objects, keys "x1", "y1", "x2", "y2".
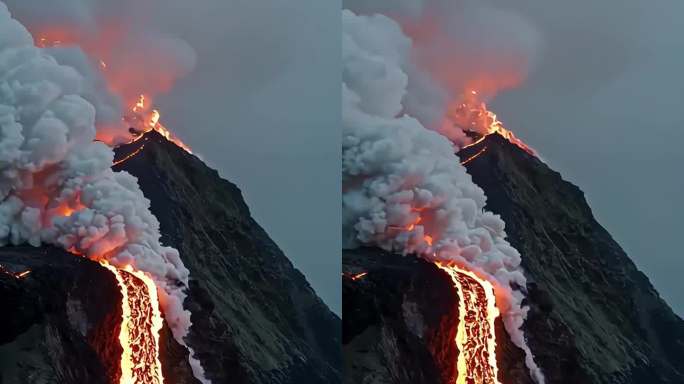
[
  {"x1": 15, "y1": 270, "x2": 31, "y2": 278},
  {"x1": 34, "y1": 37, "x2": 192, "y2": 154},
  {"x1": 452, "y1": 91, "x2": 535, "y2": 156},
  {"x1": 125, "y1": 95, "x2": 193, "y2": 154},
  {"x1": 113, "y1": 143, "x2": 147, "y2": 167},
  {"x1": 0, "y1": 265, "x2": 32, "y2": 279},
  {"x1": 100, "y1": 262, "x2": 165, "y2": 384},
  {"x1": 460, "y1": 146, "x2": 488, "y2": 166},
  {"x1": 436, "y1": 262, "x2": 501, "y2": 384}
]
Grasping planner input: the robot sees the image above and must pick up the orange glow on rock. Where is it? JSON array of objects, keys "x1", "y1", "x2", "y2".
[
  {"x1": 436, "y1": 262, "x2": 501, "y2": 384},
  {"x1": 460, "y1": 146, "x2": 488, "y2": 166},
  {"x1": 124, "y1": 94, "x2": 193, "y2": 153},
  {"x1": 101, "y1": 262, "x2": 165, "y2": 384},
  {"x1": 452, "y1": 92, "x2": 536, "y2": 156}
]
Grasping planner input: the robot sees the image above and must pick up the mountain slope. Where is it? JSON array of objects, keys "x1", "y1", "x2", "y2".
[
  {"x1": 343, "y1": 133, "x2": 684, "y2": 383},
  {"x1": 0, "y1": 130, "x2": 340, "y2": 384},
  {"x1": 0, "y1": 245, "x2": 197, "y2": 384},
  {"x1": 114, "y1": 130, "x2": 341, "y2": 384}
]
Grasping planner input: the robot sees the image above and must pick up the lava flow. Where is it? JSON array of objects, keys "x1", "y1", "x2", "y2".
[
  {"x1": 451, "y1": 91, "x2": 535, "y2": 156},
  {"x1": 100, "y1": 262, "x2": 165, "y2": 384},
  {"x1": 436, "y1": 263, "x2": 501, "y2": 384},
  {"x1": 125, "y1": 94, "x2": 193, "y2": 154}
]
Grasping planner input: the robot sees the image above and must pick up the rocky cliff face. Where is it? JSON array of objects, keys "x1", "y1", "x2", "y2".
[
  {"x1": 0, "y1": 245, "x2": 197, "y2": 384},
  {"x1": 0, "y1": 131, "x2": 341, "y2": 384},
  {"x1": 343, "y1": 133, "x2": 684, "y2": 384},
  {"x1": 114, "y1": 131, "x2": 341, "y2": 384}
]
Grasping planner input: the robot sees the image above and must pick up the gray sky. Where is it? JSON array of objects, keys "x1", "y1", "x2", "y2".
[
  {"x1": 153, "y1": 1, "x2": 342, "y2": 314},
  {"x1": 486, "y1": 0, "x2": 684, "y2": 316}
]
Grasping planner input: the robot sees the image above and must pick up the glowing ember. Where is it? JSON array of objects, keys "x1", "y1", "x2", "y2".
[
  {"x1": 34, "y1": 36, "x2": 192, "y2": 154},
  {"x1": 460, "y1": 146, "x2": 488, "y2": 166},
  {"x1": 350, "y1": 272, "x2": 368, "y2": 281},
  {"x1": 436, "y1": 262, "x2": 501, "y2": 384},
  {"x1": 451, "y1": 91, "x2": 535, "y2": 156},
  {"x1": 101, "y1": 262, "x2": 165, "y2": 384},
  {"x1": 15, "y1": 270, "x2": 31, "y2": 278},
  {"x1": 113, "y1": 143, "x2": 147, "y2": 167}
]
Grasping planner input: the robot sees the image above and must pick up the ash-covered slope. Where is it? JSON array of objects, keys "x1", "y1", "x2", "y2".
[
  {"x1": 114, "y1": 130, "x2": 341, "y2": 384},
  {"x1": 343, "y1": 133, "x2": 684, "y2": 384}
]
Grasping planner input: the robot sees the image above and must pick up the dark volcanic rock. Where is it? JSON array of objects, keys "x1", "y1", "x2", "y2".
[
  {"x1": 114, "y1": 130, "x2": 341, "y2": 384},
  {"x1": 458, "y1": 134, "x2": 684, "y2": 383},
  {"x1": 343, "y1": 133, "x2": 684, "y2": 384},
  {"x1": 342, "y1": 248, "x2": 532, "y2": 384},
  {"x1": 0, "y1": 246, "x2": 196, "y2": 384}
]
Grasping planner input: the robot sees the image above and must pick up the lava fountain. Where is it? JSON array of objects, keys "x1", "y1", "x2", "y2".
[
  {"x1": 436, "y1": 263, "x2": 501, "y2": 384},
  {"x1": 101, "y1": 262, "x2": 165, "y2": 384}
]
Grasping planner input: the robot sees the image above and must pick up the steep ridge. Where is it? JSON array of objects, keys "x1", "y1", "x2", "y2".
[
  {"x1": 459, "y1": 134, "x2": 684, "y2": 383},
  {"x1": 114, "y1": 130, "x2": 341, "y2": 384},
  {"x1": 343, "y1": 133, "x2": 684, "y2": 384}
]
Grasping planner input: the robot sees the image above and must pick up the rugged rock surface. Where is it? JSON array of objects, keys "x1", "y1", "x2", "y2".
[
  {"x1": 343, "y1": 133, "x2": 684, "y2": 383},
  {"x1": 342, "y1": 248, "x2": 532, "y2": 384},
  {"x1": 0, "y1": 245, "x2": 196, "y2": 384},
  {"x1": 0, "y1": 130, "x2": 340, "y2": 383},
  {"x1": 114, "y1": 131, "x2": 341, "y2": 384}
]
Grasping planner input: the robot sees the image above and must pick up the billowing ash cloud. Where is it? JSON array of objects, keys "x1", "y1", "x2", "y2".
[
  {"x1": 0, "y1": 4, "x2": 207, "y2": 382},
  {"x1": 345, "y1": 0, "x2": 541, "y2": 145},
  {"x1": 2, "y1": 0, "x2": 197, "y2": 144},
  {"x1": 342, "y1": 8, "x2": 545, "y2": 383}
]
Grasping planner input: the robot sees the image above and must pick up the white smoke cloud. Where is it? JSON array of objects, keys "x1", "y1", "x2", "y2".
[
  {"x1": 342, "y1": 9, "x2": 545, "y2": 383},
  {"x1": 2, "y1": 0, "x2": 197, "y2": 144},
  {"x1": 345, "y1": 0, "x2": 541, "y2": 145},
  {"x1": 0, "y1": 4, "x2": 208, "y2": 382}
]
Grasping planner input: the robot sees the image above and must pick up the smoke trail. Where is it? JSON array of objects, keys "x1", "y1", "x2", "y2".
[
  {"x1": 342, "y1": 8, "x2": 545, "y2": 383},
  {"x1": 0, "y1": 4, "x2": 208, "y2": 382}
]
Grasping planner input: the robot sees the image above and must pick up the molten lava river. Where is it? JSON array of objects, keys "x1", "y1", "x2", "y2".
[
  {"x1": 100, "y1": 262, "x2": 165, "y2": 384},
  {"x1": 436, "y1": 263, "x2": 501, "y2": 384}
]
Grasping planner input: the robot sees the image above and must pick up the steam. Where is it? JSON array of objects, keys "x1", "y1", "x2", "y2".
[
  {"x1": 342, "y1": 8, "x2": 545, "y2": 383},
  {"x1": 0, "y1": 4, "x2": 207, "y2": 382},
  {"x1": 2, "y1": 0, "x2": 197, "y2": 144},
  {"x1": 346, "y1": 0, "x2": 541, "y2": 145}
]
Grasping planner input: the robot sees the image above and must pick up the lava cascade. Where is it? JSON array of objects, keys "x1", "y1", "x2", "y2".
[
  {"x1": 101, "y1": 262, "x2": 165, "y2": 384},
  {"x1": 436, "y1": 263, "x2": 501, "y2": 384}
]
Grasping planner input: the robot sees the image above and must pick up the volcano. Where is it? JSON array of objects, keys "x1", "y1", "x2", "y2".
[
  {"x1": 343, "y1": 133, "x2": 684, "y2": 383},
  {"x1": 0, "y1": 130, "x2": 341, "y2": 384}
]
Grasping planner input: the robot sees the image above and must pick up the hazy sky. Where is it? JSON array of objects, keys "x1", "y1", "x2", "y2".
[
  {"x1": 486, "y1": 0, "x2": 684, "y2": 316},
  {"x1": 153, "y1": 1, "x2": 342, "y2": 313}
]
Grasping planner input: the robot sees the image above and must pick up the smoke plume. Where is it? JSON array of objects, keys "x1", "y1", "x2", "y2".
[
  {"x1": 342, "y1": 7, "x2": 545, "y2": 383},
  {"x1": 0, "y1": 4, "x2": 207, "y2": 382},
  {"x1": 346, "y1": 0, "x2": 541, "y2": 146},
  {"x1": 2, "y1": 0, "x2": 197, "y2": 144}
]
